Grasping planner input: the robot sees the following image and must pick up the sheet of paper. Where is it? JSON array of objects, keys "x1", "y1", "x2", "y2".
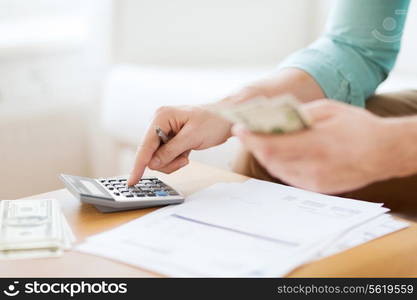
[
  {"x1": 316, "y1": 214, "x2": 409, "y2": 258},
  {"x1": 76, "y1": 180, "x2": 404, "y2": 277},
  {"x1": 78, "y1": 213, "x2": 321, "y2": 277},
  {"x1": 85, "y1": 182, "x2": 244, "y2": 243},
  {"x1": 174, "y1": 179, "x2": 389, "y2": 245}
]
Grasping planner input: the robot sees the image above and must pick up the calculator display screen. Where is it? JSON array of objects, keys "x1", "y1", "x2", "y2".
[{"x1": 81, "y1": 180, "x2": 107, "y2": 197}]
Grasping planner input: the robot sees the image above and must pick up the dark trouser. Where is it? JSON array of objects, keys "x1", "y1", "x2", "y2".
[{"x1": 232, "y1": 90, "x2": 417, "y2": 221}]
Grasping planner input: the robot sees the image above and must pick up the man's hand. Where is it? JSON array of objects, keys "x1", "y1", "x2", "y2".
[
  {"x1": 127, "y1": 68, "x2": 326, "y2": 186},
  {"x1": 127, "y1": 105, "x2": 232, "y2": 186},
  {"x1": 233, "y1": 99, "x2": 406, "y2": 194}
]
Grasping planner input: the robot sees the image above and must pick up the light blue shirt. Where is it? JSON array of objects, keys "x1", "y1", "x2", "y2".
[{"x1": 278, "y1": 0, "x2": 410, "y2": 106}]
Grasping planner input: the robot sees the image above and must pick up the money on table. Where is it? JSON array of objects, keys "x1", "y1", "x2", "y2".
[{"x1": 0, "y1": 199, "x2": 75, "y2": 260}]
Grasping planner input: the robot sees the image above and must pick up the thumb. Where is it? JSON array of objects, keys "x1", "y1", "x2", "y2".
[
  {"x1": 232, "y1": 124, "x2": 269, "y2": 154},
  {"x1": 150, "y1": 127, "x2": 195, "y2": 169}
]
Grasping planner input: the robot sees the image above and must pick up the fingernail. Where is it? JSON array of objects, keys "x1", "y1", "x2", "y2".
[{"x1": 149, "y1": 157, "x2": 161, "y2": 168}]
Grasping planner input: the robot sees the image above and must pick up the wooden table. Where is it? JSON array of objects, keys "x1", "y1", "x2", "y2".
[{"x1": 1, "y1": 161, "x2": 417, "y2": 277}]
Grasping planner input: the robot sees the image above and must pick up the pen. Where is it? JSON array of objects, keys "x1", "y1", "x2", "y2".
[{"x1": 155, "y1": 126, "x2": 170, "y2": 144}]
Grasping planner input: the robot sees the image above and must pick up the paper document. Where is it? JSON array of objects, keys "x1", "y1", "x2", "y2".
[
  {"x1": 174, "y1": 180, "x2": 388, "y2": 245},
  {"x1": 316, "y1": 214, "x2": 408, "y2": 258},
  {"x1": 76, "y1": 180, "x2": 408, "y2": 277}
]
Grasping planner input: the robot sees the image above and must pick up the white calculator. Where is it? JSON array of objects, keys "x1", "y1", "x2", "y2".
[{"x1": 60, "y1": 174, "x2": 185, "y2": 213}]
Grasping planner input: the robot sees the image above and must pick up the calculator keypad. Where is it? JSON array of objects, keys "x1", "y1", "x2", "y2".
[{"x1": 96, "y1": 177, "x2": 181, "y2": 202}]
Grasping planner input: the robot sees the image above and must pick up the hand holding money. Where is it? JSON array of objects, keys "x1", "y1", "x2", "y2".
[
  {"x1": 128, "y1": 94, "x2": 310, "y2": 184},
  {"x1": 210, "y1": 94, "x2": 310, "y2": 134}
]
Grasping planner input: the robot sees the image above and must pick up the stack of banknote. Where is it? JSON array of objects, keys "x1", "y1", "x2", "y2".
[
  {"x1": 211, "y1": 94, "x2": 310, "y2": 134},
  {"x1": 0, "y1": 199, "x2": 75, "y2": 260}
]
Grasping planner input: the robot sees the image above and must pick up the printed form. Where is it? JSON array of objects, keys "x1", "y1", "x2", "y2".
[{"x1": 77, "y1": 180, "x2": 407, "y2": 277}]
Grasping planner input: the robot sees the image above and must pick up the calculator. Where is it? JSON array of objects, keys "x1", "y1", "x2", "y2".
[{"x1": 60, "y1": 174, "x2": 185, "y2": 213}]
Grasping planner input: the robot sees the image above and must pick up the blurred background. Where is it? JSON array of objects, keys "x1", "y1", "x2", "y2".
[{"x1": 1, "y1": 0, "x2": 417, "y2": 199}]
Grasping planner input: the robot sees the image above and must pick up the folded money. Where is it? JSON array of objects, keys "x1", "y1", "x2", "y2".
[
  {"x1": 210, "y1": 94, "x2": 310, "y2": 134},
  {"x1": 0, "y1": 199, "x2": 75, "y2": 260}
]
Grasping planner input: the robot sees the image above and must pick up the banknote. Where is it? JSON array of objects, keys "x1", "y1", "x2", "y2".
[
  {"x1": 0, "y1": 199, "x2": 75, "y2": 259},
  {"x1": 210, "y1": 94, "x2": 310, "y2": 134},
  {"x1": 0, "y1": 247, "x2": 62, "y2": 260}
]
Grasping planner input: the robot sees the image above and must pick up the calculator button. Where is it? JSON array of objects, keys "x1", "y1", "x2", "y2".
[
  {"x1": 155, "y1": 191, "x2": 168, "y2": 196},
  {"x1": 108, "y1": 187, "x2": 114, "y2": 190},
  {"x1": 168, "y1": 191, "x2": 179, "y2": 195},
  {"x1": 147, "y1": 192, "x2": 156, "y2": 197},
  {"x1": 114, "y1": 192, "x2": 120, "y2": 196},
  {"x1": 126, "y1": 195, "x2": 134, "y2": 198}
]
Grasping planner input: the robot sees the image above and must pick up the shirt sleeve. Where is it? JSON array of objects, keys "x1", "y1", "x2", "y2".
[{"x1": 278, "y1": 0, "x2": 410, "y2": 106}]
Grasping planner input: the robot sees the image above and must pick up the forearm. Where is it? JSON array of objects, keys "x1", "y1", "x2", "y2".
[{"x1": 220, "y1": 68, "x2": 325, "y2": 104}]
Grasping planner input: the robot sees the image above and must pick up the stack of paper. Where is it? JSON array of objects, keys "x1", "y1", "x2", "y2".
[{"x1": 76, "y1": 180, "x2": 408, "y2": 277}]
